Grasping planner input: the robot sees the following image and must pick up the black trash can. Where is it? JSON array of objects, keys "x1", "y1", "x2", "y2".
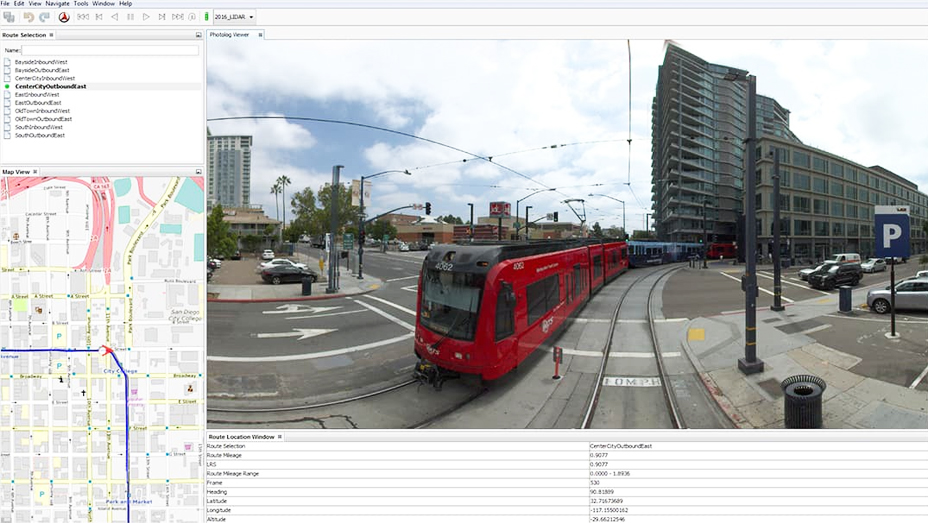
[
  {"x1": 781, "y1": 375, "x2": 826, "y2": 429},
  {"x1": 301, "y1": 276, "x2": 313, "y2": 296},
  {"x1": 839, "y1": 286, "x2": 852, "y2": 313}
]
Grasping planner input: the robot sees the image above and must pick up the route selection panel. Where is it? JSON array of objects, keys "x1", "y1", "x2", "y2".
[
  {"x1": 1, "y1": 175, "x2": 206, "y2": 523},
  {"x1": 0, "y1": 29, "x2": 204, "y2": 166}
]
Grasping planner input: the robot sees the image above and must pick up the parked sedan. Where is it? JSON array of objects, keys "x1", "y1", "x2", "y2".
[
  {"x1": 261, "y1": 249, "x2": 275, "y2": 260},
  {"x1": 860, "y1": 258, "x2": 886, "y2": 273},
  {"x1": 258, "y1": 258, "x2": 308, "y2": 271},
  {"x1": 798, "y1": 261, "x2": 836, "y2": 281},
  {"x1": 808, "y1": 263, "x2": 862, "y2": 290},
  {"x1": 867, "y1": 278, "x2": 928, "y2": 314},
  {"x1": 260, "y1": 265, "x2": 318, "y2": 285}
]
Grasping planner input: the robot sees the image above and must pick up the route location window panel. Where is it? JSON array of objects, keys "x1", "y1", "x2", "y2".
[
  {"x1": 0, "y1": 173, "x2": 206, "y2": 522},
  {"x1": 0, "y1": 29, "x2": 204, "y2": 166}
]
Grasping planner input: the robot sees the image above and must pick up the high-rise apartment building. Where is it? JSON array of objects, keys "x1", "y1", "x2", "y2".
[
  {"x1": 650, "y1": 43, "x2": 800, "y2": 243},
  {"x1": 651, "y1": 43, "x2": 926, "y2": 259},
  {"x1": 207, "y1": 129, "x2": 252, "y2": 208}
]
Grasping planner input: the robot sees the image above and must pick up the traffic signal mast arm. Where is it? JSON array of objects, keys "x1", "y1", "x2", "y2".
[{"x1": 363, "y1": 204, "x2": 427, "y2": 226}]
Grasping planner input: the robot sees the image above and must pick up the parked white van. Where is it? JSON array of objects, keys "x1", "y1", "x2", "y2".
[{"x1": 826, "y1": 253, "x2": 861, "y2": 264}]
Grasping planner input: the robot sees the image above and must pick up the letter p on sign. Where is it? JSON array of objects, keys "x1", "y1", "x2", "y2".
[{"x1": 883, "y1": 224, "x2": 902, "y2": 249}]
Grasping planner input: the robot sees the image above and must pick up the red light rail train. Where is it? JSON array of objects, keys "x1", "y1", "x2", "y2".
[{"x1": 413, "y1": 239, "x2": 629, "y2": 385}]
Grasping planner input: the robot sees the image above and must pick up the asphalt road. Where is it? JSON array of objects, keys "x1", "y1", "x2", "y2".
[{"x1": 207, "y1": 250, "x2": 428, "y2": 406}]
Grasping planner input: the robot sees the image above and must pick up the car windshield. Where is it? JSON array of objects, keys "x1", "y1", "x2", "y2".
[
  {"x1": 827, "y1": 265, "x2": 840, "y2": 274},
  {"x1": 866, "y1": 259, "x2": 880, "y2": 263},
  {"x1": 419, "y1": 269, "x2": 484, "y2": 341}
]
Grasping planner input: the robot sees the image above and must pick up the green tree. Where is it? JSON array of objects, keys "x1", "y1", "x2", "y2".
[
  {"x1": 438, "y1": 214, "x2": 463, "y2": 224},
  {"x1": 631, "y1": 229, "x2": 654, "y2": 240},
  {"x1": 591, "y1": 221, "x2": 603, "y2": 238},
  {"x1": 315, "y1": 183, "x2": 358, "y2": 235},
  {"x1": 207, "y1": 204, "x2": 236, "y2": 258},
  {"x1": 605, "y1": 226, "x2": 626, "y2": 239},
  {"x1": 368, "y1": 219, "x2": 398, "y2": 241}
]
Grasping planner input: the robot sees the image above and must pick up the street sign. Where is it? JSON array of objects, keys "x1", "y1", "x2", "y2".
[
  {"x1": 875, "y1": 206, "x2": 910, "y2": 259},
  {"x1": 343, "y1": 233, "x2": 354, "y2": 250}
]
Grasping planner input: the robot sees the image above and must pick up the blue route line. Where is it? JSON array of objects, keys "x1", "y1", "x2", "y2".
[{"x1": 2, "y1": 347, "x2": 132, "y2": 522}]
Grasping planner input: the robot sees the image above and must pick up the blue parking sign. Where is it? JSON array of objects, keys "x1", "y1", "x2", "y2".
[{"x1": 874, "y1": 206, "x2": 910, "y2": 258}]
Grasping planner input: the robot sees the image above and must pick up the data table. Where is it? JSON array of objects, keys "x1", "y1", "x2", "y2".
[{"x1": 204, "y1": 431, "x2": 928, "y2": 522}]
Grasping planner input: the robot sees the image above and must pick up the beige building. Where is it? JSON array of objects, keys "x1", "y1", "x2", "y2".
[
  {"x1": 221, "y1": 206, "x2": 280, "y2": 246},
  {"x1": 756, "y1": 136, "x2": 927, "y2": 261}
]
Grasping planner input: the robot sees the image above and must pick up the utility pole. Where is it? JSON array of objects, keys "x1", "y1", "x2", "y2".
[
  {"x1": 771, "y1": 148, "x2": 784, "y2": 312},
  {"x1": 468, "y1": 203, "x2": 474, "y2": 241},
  {"x1": 525, "y1": 206, "x2": 532, "y2": 240},
  {"x1": 738, "y1": 74, "x2": 764, "y2": 375},
  {"x1": 326, "y1": 165, "x2": 343, "y2": 294},
  {"x1": 702, "y1": 199, "x2": 709, "y2": 268}
]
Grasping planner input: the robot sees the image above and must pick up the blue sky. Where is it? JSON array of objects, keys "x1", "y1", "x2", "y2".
[{"x1": 206, "y1": 39, "x2": 928, "y2": 232}]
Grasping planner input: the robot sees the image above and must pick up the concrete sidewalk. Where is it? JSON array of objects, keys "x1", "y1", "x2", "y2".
[
  {"x1": 681, "y1": 288, "x2": 928, "y2": 429},
  {"x1": 207, "y1": 250, "x2": 383, "y2": 302}
]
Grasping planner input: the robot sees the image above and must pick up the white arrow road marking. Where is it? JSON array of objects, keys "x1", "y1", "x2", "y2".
[
  {"x1": 208, "y1": 333, "x2": 414, "y2": 363},
  {"x1": 262, "y1": 304, "x2": 341, "y2": 315},
  {"x1": 285, "y1": 310, "x2": 365, "y2": 320},
  {"x1": 254, "y1": 328, "x2": 337, "y2": 340},
  {"x1": 401, "y1": 285, "x2": 418, "y2": 293}
]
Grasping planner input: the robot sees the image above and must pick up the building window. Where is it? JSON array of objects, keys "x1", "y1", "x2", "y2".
[
  {"x1": 847, "y1": 205, "x2": 858, "y2": 218},
  {"x1": 860, "y1": 189, "x2": 869, "y2": 203},
  {"x1": 859, "y1": 172, "x2": 868, "y2": 186},
  {"x1": 846, "y1": 186, "x2": 857, "y2": 200},
  {"x1": 813, "y1": 157, "x2": 828, "y2": 173},
  {"x1": 770, "y1": 193, "x2": 790, "y2": 211},
  {"x1": 815, "y1": 221, "x2": 829, "y2": 236},
  {"x1": 813, "y1": 177, "x2": 827, "y2": 193},
  {"x1": 830, "y1": 163, "x2": 844, "y2": 178},
  {"x1": 832, "y1": 222, "x2": 844, "y2": 236},
  {"x1": 792, "y1": 151, "x2": 811, "y2": 168},
  {"x1": 779, "y1": 169, "x2": 790, "y2": 187},
  {"x1": 793, "y1": 196, "x2": 811, "y2": 213},
  {"x1": 846, "y1": 168, "x2": 857, "y2": 183},
  {"x1": 847, "y1": 223, "x2": 859, "y2": 236},
  {"x1": 794, "y1": 219, "x2": 811, "y2": 236},
  {"x1": 831, "y1": 202, "x2": 844, "y2": 217},
  {"x1": 794, "y1": 173, "x2": 811, "y2": 190},
  {"x1": 861, "y1": 224, "x2": 870, "y2": 237},
  {"x1": 830, "y1": 181, "x2": 843, "y2": 197},
  {"x1": 813, "y1": 199, "x2": 829, "y2": 215}
]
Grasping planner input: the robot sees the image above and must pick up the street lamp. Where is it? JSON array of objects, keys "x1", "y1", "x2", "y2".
[
  {"x1": 516, "y1": 188, "x2": 555, "y2": 240},
  {"x1": 358, "y1": 169, "x2": 411, "y2": 279},
  {"x1": 770, "y1": 148, "x2": 784, "y2": 312},
  {"x1": 702, "y1": 199, "x2": 710, "y2": 268},
  {"x1": 467, "y1": 203, "x2": 474, "y2": 241},
  {"x1": 588, "y1": 194, "x2": 626, "y2": 239},
  {"x1": 524, "y1": 205, "x2": 532, "y2": 240},
  {"x1": 725, "y1": 71, "x2": 764, "y2": 375}
]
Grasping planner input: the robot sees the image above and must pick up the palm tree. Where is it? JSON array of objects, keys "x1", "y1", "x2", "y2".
[
  {"x1": 276, "y1": 175, "x2": 291, "y2": 242},
  {"x1": 270, "y1": 181, "x2": 281, "y2": 225}
]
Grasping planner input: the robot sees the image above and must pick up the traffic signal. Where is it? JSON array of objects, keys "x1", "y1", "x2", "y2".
[
  {"x1": 359, "y1": 231, "x2": 365, "y2": 243},
  {"x1": 425, "y1": 202, "x2": 431, "y2": 215},
  {"x1": 553, "y1": 212, "x2": 558, "y2": 222}
]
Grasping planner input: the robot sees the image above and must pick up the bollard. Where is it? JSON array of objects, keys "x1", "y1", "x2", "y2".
[
  {"x1": 838, "y1": 285, "x2": 852, "y2": 313},
  {"x1": 552, "y1": 346, "x2": 563, "y2": 380},
  {"x1": 781, "y1": 375, "x2": 826, "y2": 429}
]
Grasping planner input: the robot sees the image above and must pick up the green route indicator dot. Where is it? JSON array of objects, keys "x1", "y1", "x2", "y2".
[{"x1": 4, "y1": 84, "x2": 9, "y2": 89}]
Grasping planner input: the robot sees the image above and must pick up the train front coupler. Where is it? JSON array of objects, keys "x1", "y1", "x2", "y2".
[{"x1": 413, "y1": 358, "x2": 460, "y2": 391}]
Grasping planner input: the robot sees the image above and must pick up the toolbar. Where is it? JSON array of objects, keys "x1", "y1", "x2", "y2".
[{"x1": 1, "y1": 9, "x2": 255, "y2": 25}]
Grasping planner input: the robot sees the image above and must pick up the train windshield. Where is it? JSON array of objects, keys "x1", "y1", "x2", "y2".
[{"x1": 420, "y1": 269, "x2": 484, "y2": 341}]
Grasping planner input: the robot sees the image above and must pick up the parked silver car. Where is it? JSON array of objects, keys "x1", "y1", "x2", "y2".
[
  {"x1": 866, "y1": 278, "x2": 928, "y2": 314},
  {"x1": 860, "y1": 258, "x2": 886, "y2": 273}
]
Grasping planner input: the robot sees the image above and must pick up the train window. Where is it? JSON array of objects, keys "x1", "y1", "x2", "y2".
[
  {"x1": 526, "y1": 274, "x2": 560, "y2": 325},
  {"x1": 419, "y1": 269, "x2": 484, "y2": 341},
  {"x1": 593, "y1": 255, "x2": 602, "y2": 278},
  {"x1": 565, "y1": 274, "x2": 571, "y2": 304},
  {"x1": 495, "y1": 282, "x2": 515, "y2": 341},
  {"x1": 526, "y1": 278, "x2": 548, "y2": 325},
  {"x1": 573, "y1": 264, "x2": 582, "y2": 296}
]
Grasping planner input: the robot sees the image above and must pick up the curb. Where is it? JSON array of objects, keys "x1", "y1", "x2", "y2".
[
  {"x1": 679, "y1": 317, "x2": 754, "y2": 429},
  {"x1": 207, "y1": 286, "x2": 379, "y2": 304}
]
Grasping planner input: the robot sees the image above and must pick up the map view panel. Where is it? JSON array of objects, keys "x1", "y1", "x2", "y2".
[{"x1": 1, "y1": 176, "x2": 205, "y2": 523}]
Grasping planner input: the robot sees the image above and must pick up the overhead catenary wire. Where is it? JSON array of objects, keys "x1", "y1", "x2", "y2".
[{"x1": 206, "y1": 114, "x2": 553, "y2": 190}]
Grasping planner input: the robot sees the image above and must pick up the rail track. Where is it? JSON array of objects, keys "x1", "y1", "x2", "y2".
[{"x1": 581, "y1": 264, "x2": 685, "y2": 429}]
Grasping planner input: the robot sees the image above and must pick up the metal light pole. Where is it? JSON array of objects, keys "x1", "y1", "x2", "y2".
[
  {"x1": 738, "y1": 74, "x2": 764, "y2": 375},
  {"x1": 357, "y1": 170, "x2": 411, "y2": 279},
  {"x1": 525, "y1": 205, "x2": 532, "y2": 240},
  {"x1": 770, "y1": 149, "x2": 784, "y2": 312},
  {"x1": 645, "y1": 213, "x2": 651, "y2": 236},
  {"x1": 588, "y1": 194, "x2": 625, "y2": 239},
  {"x1": 702, "y1": 199, "x2": 709, "y2": 268},
  {"x1": 467, "y1": 203, "x2": 474, "y2": 241},
  {"x1": 326, "y1": 165, "x2": 343, "y2": 294},
  {"x1": 516, "y1": 188, "x2": 555, "y2": 240}
]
